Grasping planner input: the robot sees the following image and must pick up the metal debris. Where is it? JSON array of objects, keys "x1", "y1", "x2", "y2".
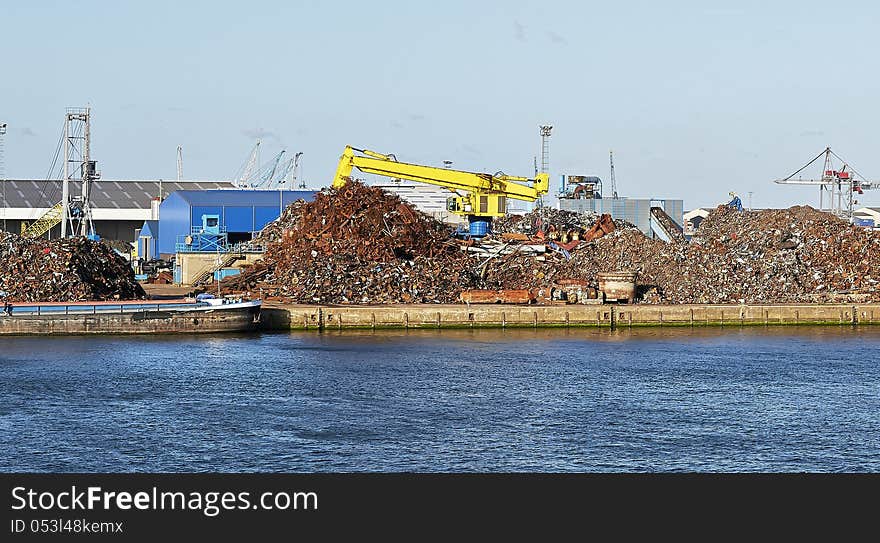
[{"x1": 0, "y1": 232, "x2": 146, "y2": 302}]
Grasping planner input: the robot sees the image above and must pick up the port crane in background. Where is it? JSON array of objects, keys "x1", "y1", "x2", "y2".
[
  {"x1": 23, "y1": 107, "x2": 99, "y2": 239},
  {"x1": 774, "y1": 147, "x2": 878, "y2": 220},
  {"x1": 332, "y1": 145, "x2": 550, "y2": 237}
]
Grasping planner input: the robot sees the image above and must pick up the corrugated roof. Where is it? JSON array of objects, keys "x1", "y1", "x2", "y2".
[
  {"x1": 0, "y1": 179, "x2": 236, "y2": 208},
  {"x1": 168, "y1": 189, "x2": 317, "y2": 206}
]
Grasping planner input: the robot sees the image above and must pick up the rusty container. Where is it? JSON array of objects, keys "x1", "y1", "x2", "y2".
[
  {"x1": 597, "y1": 271, "x2": 638, "y2": 303},
  {"x1": 460, "y1": 289, "x2": 534, "y2": 304}
]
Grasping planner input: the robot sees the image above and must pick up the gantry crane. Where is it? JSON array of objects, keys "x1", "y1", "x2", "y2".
[
  {"x1": 332, "y1": 145, "x2": 550, "y2": 236},
  {"x1": 774, "y1": 147, "x2": 878, "y2": 219}
]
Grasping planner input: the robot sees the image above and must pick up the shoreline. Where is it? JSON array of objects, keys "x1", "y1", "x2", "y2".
[{"x1": 1, "y1": 301, "x2": 877, "y2": 335}]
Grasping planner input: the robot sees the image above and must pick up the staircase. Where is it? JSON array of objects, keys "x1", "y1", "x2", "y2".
[
  {"x1": 191, "y1": 253, "x2": 243, "y2": 286},
  {"x1": 22, "y1": 202, "x2": 64, "y2": 238}
]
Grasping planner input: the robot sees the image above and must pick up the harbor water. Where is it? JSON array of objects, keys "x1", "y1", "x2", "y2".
[{"x1": 1, "y1": 327, "x2": 878, "y2": 472}]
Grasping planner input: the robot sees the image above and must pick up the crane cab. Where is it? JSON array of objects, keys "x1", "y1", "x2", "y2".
[{"x1": 446, "y1": 194, "x2": 507, "y2": 217}]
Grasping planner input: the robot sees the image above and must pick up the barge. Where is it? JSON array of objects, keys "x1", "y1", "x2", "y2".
[{"x1": 0, "y1": 295, "x2": 261, "y2": 335}]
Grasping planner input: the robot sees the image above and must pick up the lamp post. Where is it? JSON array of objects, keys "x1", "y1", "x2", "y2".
[{"x1": 0, "y1": 123, "x2": 6, "y2": 231}]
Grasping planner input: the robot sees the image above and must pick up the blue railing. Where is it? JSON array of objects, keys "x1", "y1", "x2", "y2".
[{"x1": 2, "y1": 302, "x2": 203, "y2": 317}]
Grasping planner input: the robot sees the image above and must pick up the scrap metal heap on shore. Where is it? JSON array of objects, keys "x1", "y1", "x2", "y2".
[
  {"x1": 0, "y1": 232, "x2": 146, "y2": 302},
  {"x1": 222, "y1": 182, "x2": 880, "y2": 305},
  {"x1": 222, "y1": 182, "x2": 479, "y2": 303}
]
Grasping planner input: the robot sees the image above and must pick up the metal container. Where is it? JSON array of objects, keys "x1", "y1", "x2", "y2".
[
  {"x1": 597, "y1": 271, "x2": 638, "y2": 303},
  {"x1": 460, "y1": 289, "x2": 534, "y2": 304}
]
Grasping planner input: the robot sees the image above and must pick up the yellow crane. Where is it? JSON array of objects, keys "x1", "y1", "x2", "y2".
[{"x1": 332, "y1": 145, "x2": 550, "y2": 236}]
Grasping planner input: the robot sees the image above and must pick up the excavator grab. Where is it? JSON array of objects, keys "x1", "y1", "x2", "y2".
[{"x1": 332, "y1": 145, "x2": 549, "y2": 237}]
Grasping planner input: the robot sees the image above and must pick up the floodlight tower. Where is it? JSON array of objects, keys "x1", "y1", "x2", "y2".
[{"x1": 538, "y1": 125, "x2": 552, "y2": 208}]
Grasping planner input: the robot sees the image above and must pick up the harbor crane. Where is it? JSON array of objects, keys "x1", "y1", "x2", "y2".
[
  {"x1": 774, "y1": 147, "x2": 877, "y2": 219},
  {"x1": 332, "y1": 145, "x2": 550, "y2": 237}
]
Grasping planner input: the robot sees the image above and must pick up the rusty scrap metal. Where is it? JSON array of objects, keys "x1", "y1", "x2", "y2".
[{"x1": 0, "y1": 232, "x2": 145, "y2": 302}]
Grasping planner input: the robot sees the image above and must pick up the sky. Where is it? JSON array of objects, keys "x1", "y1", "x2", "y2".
[{"x1": 1, "y1": 0, "x2": 878, "y2": 210}]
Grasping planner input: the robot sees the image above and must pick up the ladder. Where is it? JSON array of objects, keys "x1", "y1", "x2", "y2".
[
  {"x1": 191, "y1": 253, "x2": 243, "y2": 286},
  {"x1": 22, "y1": 202, "x2": 64, "y2": 238}
]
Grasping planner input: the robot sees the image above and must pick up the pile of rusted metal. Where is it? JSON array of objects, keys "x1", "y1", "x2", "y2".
[
  {"x1": 555, "y1": 205, "x2": 880, "y2": 304},
  {"x1": 0, "y1": 232, "x2": 146, "y2": 302},
  {"x1": 480, "y1": 204, "x2": 880, "y2": 304},
  {"x1": 675, "y1": 205, "x2": 880, "y2": 303},
  {"x1": 222, "y1": 184, "x2": 880, "y2": 305},
  {"x1": 494, "y1": 207, "x2": 636, "y2": 238},
  {"x1": 222, "y1": 182, "x2": 479, "y2": 303}
]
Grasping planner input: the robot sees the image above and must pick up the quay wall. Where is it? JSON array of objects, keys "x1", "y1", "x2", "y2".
[{"x1": 262, "y1": 303, "x2": 880, "y2": 330}]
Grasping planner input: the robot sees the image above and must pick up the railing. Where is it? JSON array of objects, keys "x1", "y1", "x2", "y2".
[{"x1": 2, "y1": 302, "x2": 201, "y2": 317}]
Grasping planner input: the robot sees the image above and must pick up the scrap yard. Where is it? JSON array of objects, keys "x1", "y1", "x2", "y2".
[
  {"x1": 2, "y1": 111, "x2": 880, "y2": 332},
  {"x1": 217, "y1": 181, "x2": 880, "y2": 311}
]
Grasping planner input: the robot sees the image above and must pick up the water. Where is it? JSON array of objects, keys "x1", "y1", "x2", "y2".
[{"x1": 1, "y1": 327, "x2": 878, "y2": 472}]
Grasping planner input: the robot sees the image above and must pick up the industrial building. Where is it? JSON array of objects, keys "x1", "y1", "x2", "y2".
[
  {"x1": 556, "y1": 175, "x2": 684, "y2": 241},
  {"x1": 147, "y1": 189, "x2": 315, "y2": 257},
  {"x1": 373, "y1": 182, "x2": 462, "y2": 224},
  {"x1": 0, "y1": 179, "x2": 235, "y2": 241},
  {"x1": 136, "y1": 189, "x2": 316, "y2": 284},
  {"x1": 853, "y1": 207, "x2": 880, "y2": 228}
]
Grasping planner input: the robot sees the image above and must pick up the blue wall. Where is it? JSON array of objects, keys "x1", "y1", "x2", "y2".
[
  {"x1": 137, "y1": 220, "x2": 159, "y2": 260},
  {"x1": 157, "y1": 189, "x2": 316, "y2": 255}
]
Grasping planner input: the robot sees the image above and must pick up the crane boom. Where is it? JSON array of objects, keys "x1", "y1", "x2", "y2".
[{"x1": 332, "y1": 146, "x2": 549, "y2": 236}]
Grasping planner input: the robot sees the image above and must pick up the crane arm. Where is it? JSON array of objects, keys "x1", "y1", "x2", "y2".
[{"x1": 332, "y1": 146, "x2": 549, "y2": 202}]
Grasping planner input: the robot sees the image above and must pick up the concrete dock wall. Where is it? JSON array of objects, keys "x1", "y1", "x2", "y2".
[{"x1": 262, "y1": 303, "x2": 880, "y2": 330}]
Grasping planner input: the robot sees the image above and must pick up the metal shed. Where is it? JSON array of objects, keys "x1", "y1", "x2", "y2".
[{"x1": 136, "y1": 220, "x2": 159, "y2": 260}]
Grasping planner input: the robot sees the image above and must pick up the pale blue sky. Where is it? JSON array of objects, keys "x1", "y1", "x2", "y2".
[{"x1": 1, "y1": 0, "x2": 878, "y2": 209}]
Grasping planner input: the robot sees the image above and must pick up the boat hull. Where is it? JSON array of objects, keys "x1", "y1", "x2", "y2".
[{"x1": 0, "y1": 304, "x2": 261, "y2": 335}]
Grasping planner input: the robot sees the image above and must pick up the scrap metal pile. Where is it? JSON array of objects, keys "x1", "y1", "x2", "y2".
[
  {"x1": 673, "y1": 205, "x2": 880, "y2": 303},
  {"x1": 496, "y1": 205, "x2": 880, "y2": 304},
  {"x1": 221, "y1": 182, "x2": 479, "y2": 303},
  {"x1": 222, "y1": 182, "x2": 880, "y2": 305},
  {"x1": 0, "y1": 232, "x2": 146, "y2": 302}
]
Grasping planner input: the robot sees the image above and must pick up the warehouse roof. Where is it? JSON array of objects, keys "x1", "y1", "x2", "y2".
[
  {"x1": 166, "y1": 189, "x2": 317, "y2": 206},
  {"x1": 0, "y1": 179, "x2": 236, "y2": 209}
]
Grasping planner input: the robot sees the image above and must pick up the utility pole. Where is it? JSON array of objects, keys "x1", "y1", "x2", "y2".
[{"x1": 747, "y1": 191, "x2": 753, "y2": 211}]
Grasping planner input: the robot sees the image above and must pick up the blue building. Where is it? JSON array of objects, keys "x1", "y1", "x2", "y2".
[
  {"x1": 151, "y1": 189, "x2": 316, "y2": 257},
  {"x1": 137, "y1": 220, "x2": 159, "y2": 260}
]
